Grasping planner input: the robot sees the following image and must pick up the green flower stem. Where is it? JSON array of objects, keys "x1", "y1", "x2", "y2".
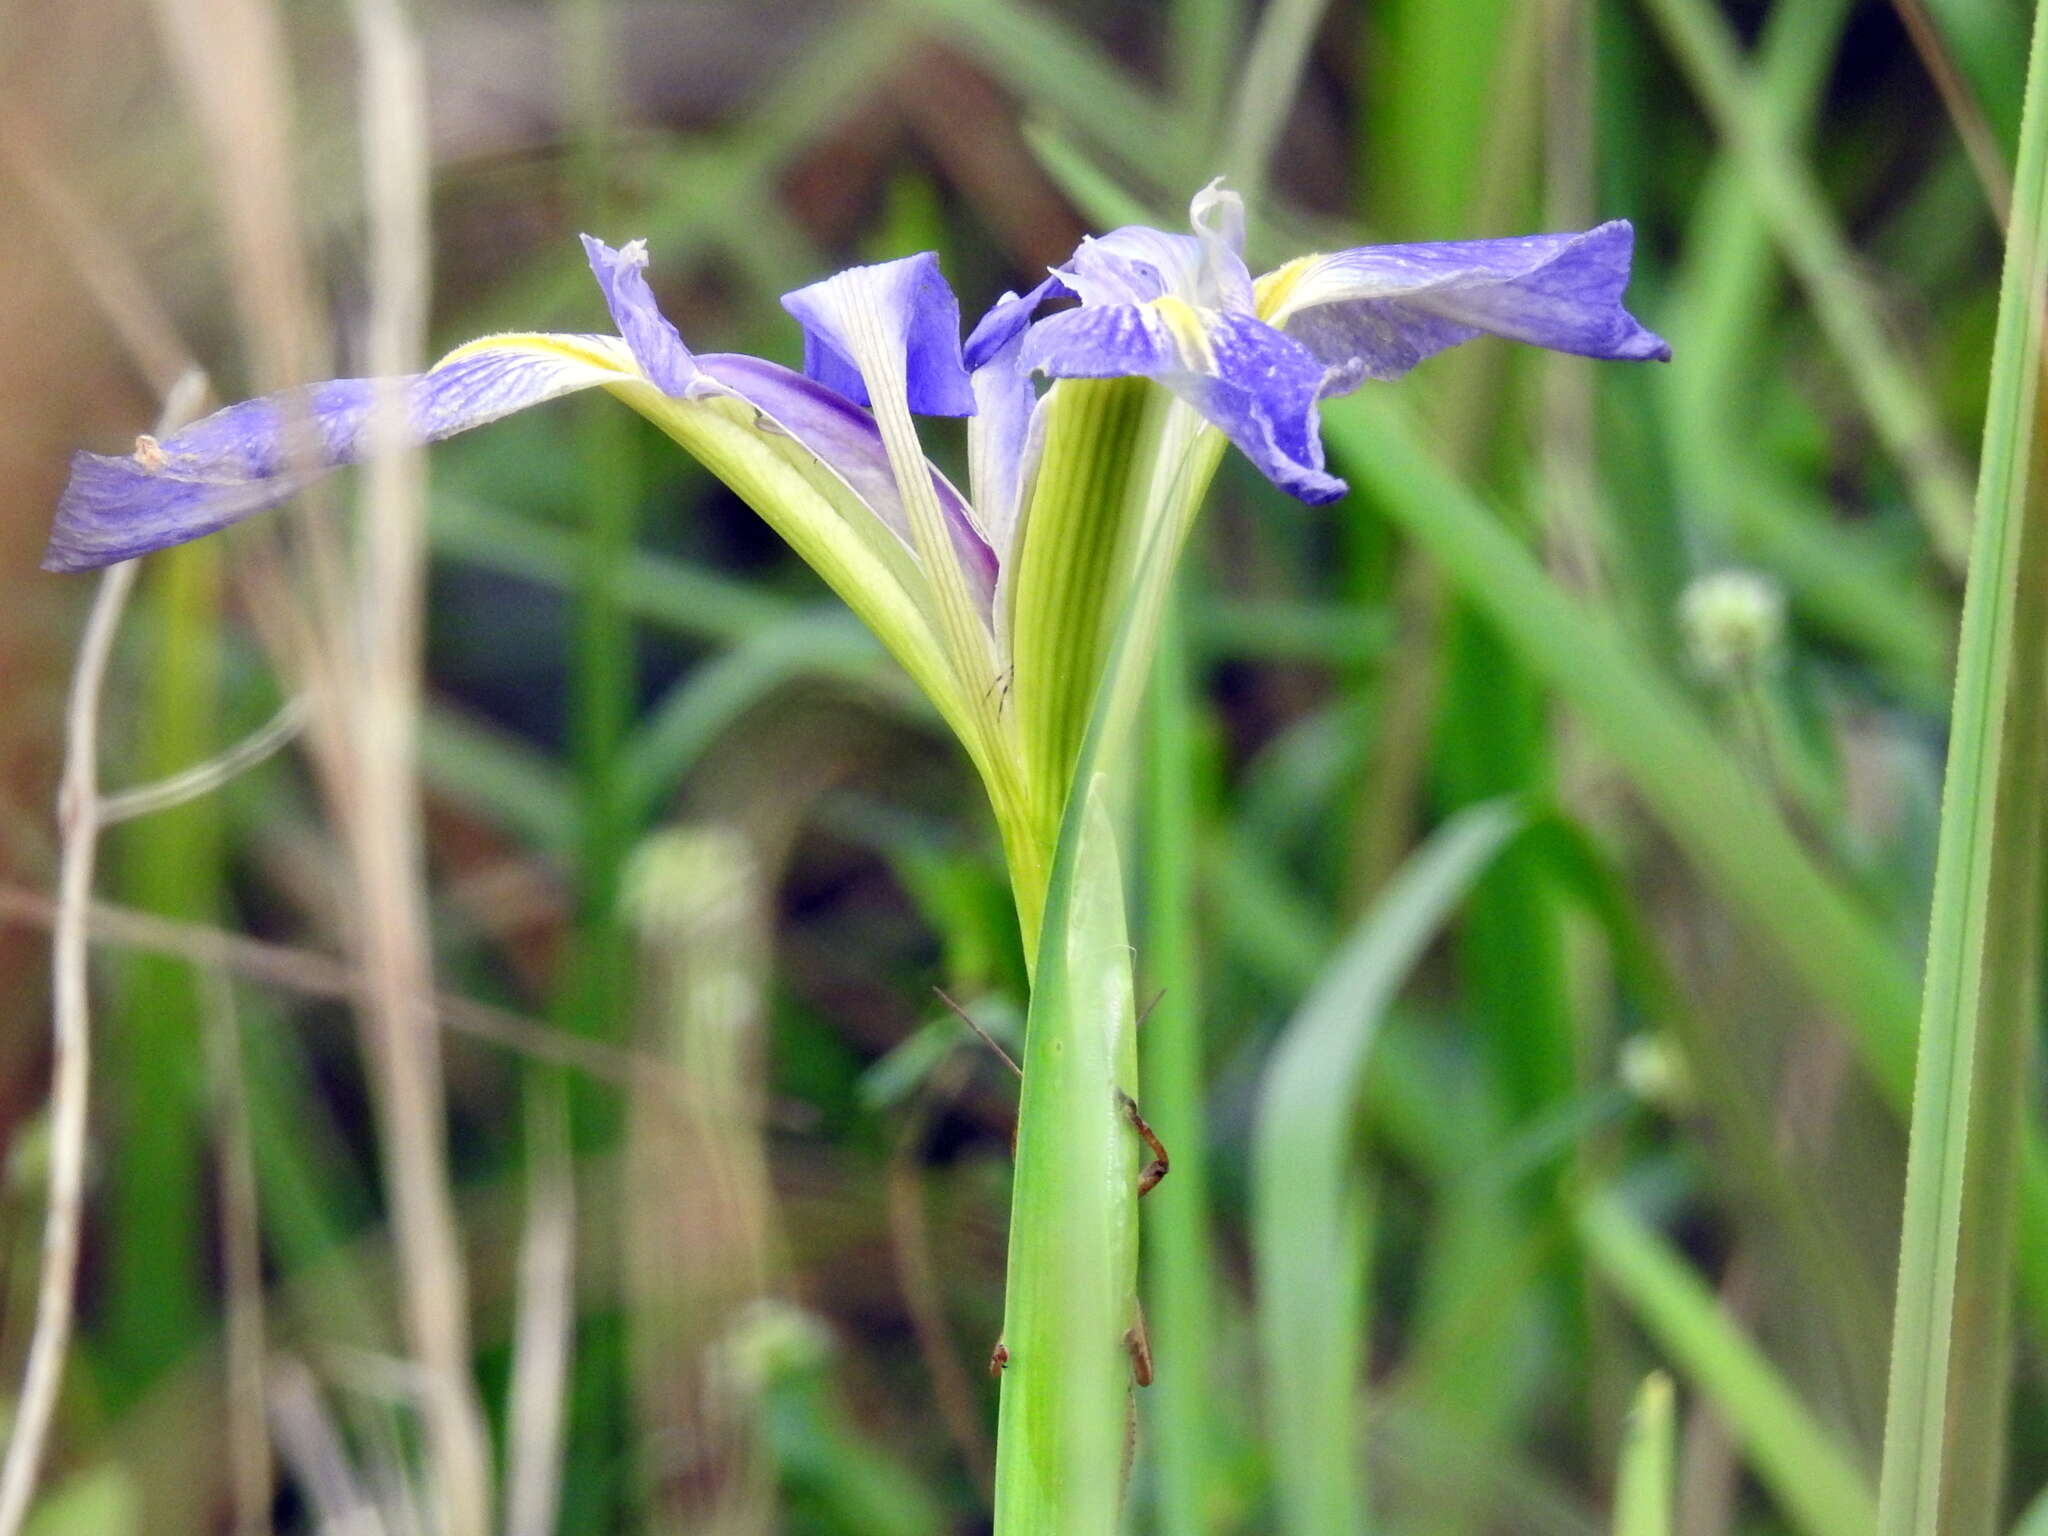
[
  {"x1": 994, "y1": 784, "x2": 1144, "y2": 1536},
  {"x1": 993, "y1": 382, "x2": 1225, "y2": 1531},
  {"x1": 1877, "y1": 0, "x2": 2048, "y2": 1529}
]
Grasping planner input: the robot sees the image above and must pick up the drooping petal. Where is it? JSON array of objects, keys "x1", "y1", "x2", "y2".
[
  {"x1": 780, "y1": 252, "x2": 976, "y2": 417},
  {"x1": 1257, "y1": 220, "x2": 1671, "y2": 393},
  {"x1": 1160, "y1": 310, "x2": 1344, "y2": 505},
  {"x1": 43, "y1": 335, "x2": 636, "y2": 572},
  {"x1": 1022, "y1": 300, "x2": 1344, "y2": 505},
  {"x1": 580, "y1": 235, "x2": 700, "y2": 395}
]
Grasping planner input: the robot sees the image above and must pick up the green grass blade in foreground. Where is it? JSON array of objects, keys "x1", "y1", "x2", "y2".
[
  {"x1": 1252, "y1": 800, "x2": 1525, "y2": 1536},
  {"x1": 1577, "y1": 1193, "x2": 1876, "y2": 1536},
  {"x1": 1611, "y1": 1373, "x2": 1674, "y2": 1536},
  {"x1": 1878, "y1": 1, "x2": 2048, "y2": 1530}
]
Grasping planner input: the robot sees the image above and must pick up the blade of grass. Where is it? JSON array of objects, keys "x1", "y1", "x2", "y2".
[
  {"x1": 1577, "y1": 1192, "x2": 1876, "y2": 1536},
  {"x1": 1640, "y1": 0, "x2": 1979, "y2": 569},
  {"x1": 1252, "y1": 800, "x2": 1525, "y2": 1536},
  {"x1": 887, "y1": 0, "x2": 1193, "y2": 189},
  {"x1": 1612, "y1": 1373, "x2": 1675, "y2": 1536},
  {"x1": 1220, "y1": 0, "x2": 1335, "y2": 210},
  {"x1": 1877, "y1": 0, "x2": 2048, "y2": 1529},
  {"x1": 1321, "y1": 391, "x2": 2048, "y2": 1325},
  {"x1": 1169, "y1": 0, "x2": 1241, "y2": 146},
  {"x1": 1138, "y1": 596, "x2": 1222, "y2": 1536},
  {"x1": 106, "y1": 542, "x2": 220, "y2": 1395}
]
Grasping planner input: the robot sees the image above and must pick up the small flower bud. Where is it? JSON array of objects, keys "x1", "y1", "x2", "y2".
[
  {"x1": 1619, "y1": 1033, "x2": 1694, "y2": 1115},
  {"x1": 1679, "y1": 569, "x2": 1787, "y2": 681},
  {"x1": 716, "y1": 1298, "x2": 834, "y2": 1394}
]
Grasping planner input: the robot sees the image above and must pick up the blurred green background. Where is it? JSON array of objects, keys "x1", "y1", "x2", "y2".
[{"x1": 0, "y1": 0, "x2": 2039, "y2": 1531}]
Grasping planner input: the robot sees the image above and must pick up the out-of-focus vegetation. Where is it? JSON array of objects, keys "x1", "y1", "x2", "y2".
[{"x1": 0, "y1": 0, "x2": 2042, "y2": 1533}]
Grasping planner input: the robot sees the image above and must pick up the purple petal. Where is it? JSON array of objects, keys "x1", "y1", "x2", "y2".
[
  {"x1": 1018, "y1": 302, "x2": 1178, "y2": 380},
  {"x1": 1267, "y1": 220, "x2": 1670, "y2": 392},
  {"x1": 698, "y1": 353, "x2": 997, "y2": 611},
  {"x1": 581, "y1": 235, "x2": 700, "y2": 396},
  {"x1": 1023, "y1": 303, "x2": 1344, "y2": 506},
  {"x1": 963, "y1": 274, "x2": 1072, "y2": 372},
  {"x1": 1050, "y1": 183, "x2": 1254, "y2": 313},
  {"x1": 964, "y1": 305, "x2": 1040, "y2": 556},
  {"x1": 1063, "y1": 227, "x2": 1206, "y2": 307},
  {"x1": 44, "y1": 339, "x2": 630, "y2": 572},
  {"x1": 1164, "y1": 311, "x2": 1345, "y2": 505},
  {"x1": 779, "y1": 253, "x2": 976, "y2": 417}
]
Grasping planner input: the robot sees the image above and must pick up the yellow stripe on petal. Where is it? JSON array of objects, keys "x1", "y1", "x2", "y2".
[
  {"x1": 1252, "y1": 255, "x2": 1326, "y2": 326},
  {"x1": 1148, "y1": 296, "x2": 1218, "y2": 373},
  {"x1": 432, "y1": 331, "x2": 638, "y2": 379}
]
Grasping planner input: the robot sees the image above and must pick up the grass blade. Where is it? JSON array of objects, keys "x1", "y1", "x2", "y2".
[
  {"x1": 1252, "y1": 800, "x2": 1525, "y2": 1535},
  {"x1": 1577, "y1": 1192, "x2": 1876, "y2": 1536},
  {"x1": 1639, "y1": 0, "x2": 1978, "y2": 568},
  {"x1": 1611, "y1": 1373, "x2": 1674, "y2": 1536},
  {"x1": 1139, "y1": 597, "x2": 1224, "y2": 1536},
  {"x1": 1877, "y1": 0, "x2": 2048, "y2": 1530}
]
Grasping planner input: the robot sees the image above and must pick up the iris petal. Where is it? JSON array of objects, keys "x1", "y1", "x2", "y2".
[
  {"x1": 1157, "y1": 310, "x2": 1345, "y2": 505},
  {"x1": 580, "y1": 235, "x2": 700, "y2": 395},
  {"x1": 1262, "y1": 220, "x2": 1670, "y2": 392},
  {"x1": 43, "y1": 336, "x2": 634, "y2": 572},
  {"x1": 964, "y1": 301, "x2": 1039, "y2": 563},
  {"x1": 1023, "y1": 302, "x2": 1344, "y2": 506},
  {"x1": 1018, "y1": 302, "x2": 1178, "y2": 379},
  {"x1": 780, "y1": 253, "x2": 976, "y2": 417},
  {"x1": 963, "y1": 274, "x2": 1071, "y2": 371}
]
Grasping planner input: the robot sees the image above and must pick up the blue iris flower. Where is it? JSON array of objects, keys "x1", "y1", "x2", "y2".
[
  {"x1": 43, "y1": 183, "x2": 1665, "y2": 576},
  {"x1": 967, "y1": 181, "x2": 1669, "y2": 506}
]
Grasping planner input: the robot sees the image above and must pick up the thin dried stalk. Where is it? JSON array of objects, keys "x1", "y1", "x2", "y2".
[
  {"x1": 0, "y1": 373, "x2": 208, "y2": 1536},
  {"x1": 0, "y1": 886, "x2": 654, "y2": 1087},
  {"x1": 338, "y1": 0, "x2": 493, "y2": 1528},
  {"x1": 502, "y1": 1089, "x2": 575, "y2": 1536},
  {"x1": 0, "y1": 561, "x2": 137, "y2": 1536},
  {"x1": 202, "y1": 971, "x2": 276, "y2": 1536},
  {"x1": 99, "y1": 698, "x2": 308, "y2": 826}
]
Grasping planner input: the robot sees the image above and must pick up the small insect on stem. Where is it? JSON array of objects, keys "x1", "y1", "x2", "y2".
[
  {"x1": 1124, "y1": 1320, "x2": 1154, "y2": 1389},
  {"x1": 989, "y1": 1341, "x2": 1009, "y2": 1378},
  {"x1": 933, "y1": 987, "x2": 1172, "y2": 1196},
  {"x1": 1119, "y1": 1091, "x2": 1170, "y2": 1198}
]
